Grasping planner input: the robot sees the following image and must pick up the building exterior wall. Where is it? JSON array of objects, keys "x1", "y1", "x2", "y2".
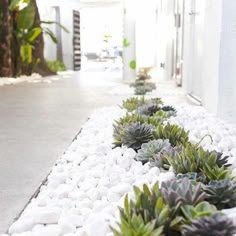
[
  {"x1": 217, "y1": 0, "x2": 236, "y2": 123},
  {"x1": 182, "y1": 0, "x2": 236, "y2": 123}
]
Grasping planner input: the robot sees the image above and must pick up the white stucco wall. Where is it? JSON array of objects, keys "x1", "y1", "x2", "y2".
[
  {"x1": 201, "y1": 0, "x2": 222, "y2": 114},
  {"x1": 182, "y1": 0, "x2": 236, "y2": 123},
  {"x1": 217, "y1": 0, "x2": 236, "y2": 123}
]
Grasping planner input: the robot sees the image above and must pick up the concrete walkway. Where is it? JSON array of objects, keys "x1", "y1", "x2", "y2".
[
  {"x1": 0, "y1": 69, "x2": 187, "y2": 232},
  {"x1": 0, "y1": 70, "x2": 125, "y2": 232}
]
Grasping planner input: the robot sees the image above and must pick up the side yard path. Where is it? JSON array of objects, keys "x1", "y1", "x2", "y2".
[
  {"x1": 0, "y1": 70, "x2": 128, "y2": 232},
  {"x1": 4, "y1": 100, "x2": 236, "y2": 235}
]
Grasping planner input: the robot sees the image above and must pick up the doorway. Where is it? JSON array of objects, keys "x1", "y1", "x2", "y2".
[{"x1": 173, "y1": 0, "x2": 185, "y2": 86}]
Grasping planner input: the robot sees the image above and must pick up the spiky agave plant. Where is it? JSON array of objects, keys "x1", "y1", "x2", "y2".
[
  {"x1": 154, "y1": 123, "x2": 189, "y2": 147},
  {"x1": 204, "y1": 179, "x2": 236, "y2": 210},
  {"x1": 121, "y1": 122, "x2": 155, "y2": 150},
  {"x1": 136, "y1": 139, "x2": 171, "y2": 164},
  {"x1": 182, "y1": 214, "x2": 236, "y2": 236},
  {"x1": 201, "y1": 164, "x2": 231, "y2": 181},
  {"x1": 114, "y1": 113, "x2": 165, "y2": 128},
  {"x1": 166, "y1": 144, "x2": 219, "y2": 174},
  {"x1": 121, "y1": 96, "x2": 163, "y2": 112},
  {"x1": 121, "y1": 96, "x2": 145, "y2": 112},
  {"x1": 112, "y1": 183, "x2": 183, "y2": 236},
  {"x1": 161, "y1": 178, "x2": 206, "y2": 208}
]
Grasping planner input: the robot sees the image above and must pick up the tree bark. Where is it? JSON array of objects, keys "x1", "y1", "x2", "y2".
[
  {"x1": 0, "y1": 0, "x2": 13, "y2": 77},
  {"x1": 32, "y1": 0, "x2": 55, "y2": 76}
]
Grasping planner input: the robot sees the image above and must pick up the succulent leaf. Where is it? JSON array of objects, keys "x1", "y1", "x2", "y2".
[
  {"x1": 136, "y1": 139, "x2": 171, "y2": 164},
  {"x1": 161, "y1": 178, "x2": 206, "y2": 208},
  {"x1": 154, "y1": 123, "x2": 189, "y2": 147}
]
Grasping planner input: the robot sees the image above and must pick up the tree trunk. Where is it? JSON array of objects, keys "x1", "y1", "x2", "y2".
[
  {"x1": 32, "y1": 0, "x2": 55, "y2": 76},
  {"x1": 0, "y1": 0, "x2": 13, "y2": 77}
]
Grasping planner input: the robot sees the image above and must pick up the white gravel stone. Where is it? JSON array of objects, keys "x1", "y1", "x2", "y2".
[
  {"x1": 6, "y1": 105, "x2": 236, "y2": 236},
  {"x1": 8, "y1": 219, "x2": 35, "y2": 234}
]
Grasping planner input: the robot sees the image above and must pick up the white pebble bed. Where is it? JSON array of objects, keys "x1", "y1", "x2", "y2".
[
  {"x1": 3, "y1": 104, "x2": 236, "y2": 236},
  {"x1": 0, "y1": 70, "x2": 77, "y2": 87}
]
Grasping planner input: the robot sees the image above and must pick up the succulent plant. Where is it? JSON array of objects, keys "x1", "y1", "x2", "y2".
[
  {"x1": 149, "y1": 97, "x2": 164, "y2": 106},
  {"x1": 154, "y1": 123, "x2": 189, "y2": 147},
  {"x1": 149, "y1": 152, "x2": 171, "y2": 170},
  {"x1": 121, "y1": 122, "x2": 155, "y2": 150},
  {"x1": 135, "y1": 85, "x2": 153, "y2": 95},
  {"x1": 201, "y1": 164, "x2": 231, "y2": 181},
  {"x1": 166, "y1": 144, "x2": 219, "y2": 174},
  {"x1": 204, "y1": 179, "x2": 236, "y2": 209},
  {"x1": 176, "y1": 172, "x2": 207, "y2": 184},
  {"x1": 122, "y1": 97, "x2": 145, "y2": 112},
  {"x1": 180, "y1": 201, "x2": 217, "y2": 224},
  {"x1": 215, "y1": 152, "x2": 232, "y2": 168},
  {"x1": 149, "y1": 145, "x2": 180, "y2": 170},
  {"x1": 182, "y1": 214, "x2": 236, "y2": 236},
  {"x1": 113, "y1": 124, "x2": 125, "y2": 147},
  {"x1": 136, "y1": 104, "x2": 160, "y2": 116},
  {"x1": 136, "y1": 139, "x2": 171, "y2": 164},
  {"x1": 112, "y1": 183, "x2": 183, "y2": 236},
  {"x1": 161, "y1": 178, "x2": 206, "y2": 208},
  {"x1": 114, "y1": 113, "x2": 165, "y2": 128},
  {"x1": 112, "y1": 213, "x2": 163, "y2": 236},
  {"x1": 161, "y1": 106, "x2": 176, "y2": 112}
]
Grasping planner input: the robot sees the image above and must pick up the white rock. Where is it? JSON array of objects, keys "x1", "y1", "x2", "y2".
[
  {"x1": 8, "y1": 219, "x2": 35, "y2": 234},
  {"x1": 32, "y1": 209, "x2": 60, "y2": 224},
  {"x1": 110, "y1": 183, "x2": 131, "y2": 196},
  {"x1": 58, "y1": 215, "x2": 83, "y2": 228},
  {"x1": 59, "y1": 221, "x2": 76, "y2": 234},
  {"x1": 32, "y1": 225, "x2": 61, "y2": 236},
  {"x1": 84, "y1": 217, "x2": 110, "y2": 236}
]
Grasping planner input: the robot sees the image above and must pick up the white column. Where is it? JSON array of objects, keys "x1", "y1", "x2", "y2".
[
  {"x1": 135, "y1": 0, "x2": 156, "y2": 69},
  {"x1": 217, "y1": 0, "x2": 236, "y2": 122},
  {"x1": 123, "y1": 0, "x2": 136, "y2": 82}
]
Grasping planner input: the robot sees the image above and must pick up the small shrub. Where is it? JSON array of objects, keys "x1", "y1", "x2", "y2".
[{"x1": 46, "y1": 60, "x2": 66, "y2": 72}]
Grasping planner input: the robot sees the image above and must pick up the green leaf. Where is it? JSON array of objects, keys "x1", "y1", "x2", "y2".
[
  {"x1": 20, "y1": 44, "x2": 32, "y2": 64},
  {"x1": 9, "y1": 0, "x2": 31, "y2": 11},
  {"x1": 44, "y1": 28, "x2": 58, "y2": 44},
  {"x1": 124, "y1": 194, "x2": 129, "y2": 216},
  {"x1": 40, "y1": 20, "x2": 70, "y2": 33},
  {"x1": 181, "y1": 205, "x2": 194, "y2": 220},
  {"x1": 26, "y1": 27, "x2": 42, "y2": 43},
  {"x1": 143, "y1": 184, "x2": 151, "y2": 196},
  {"x1": 129, "y1": 60, "x2": 136, "y2": 70},
  {"x1": 123, "y1": 38, "x2": 130, "y2": 47},
  {"x1": 17, "y1": 1, "x2": 35, "y2": 30}
]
